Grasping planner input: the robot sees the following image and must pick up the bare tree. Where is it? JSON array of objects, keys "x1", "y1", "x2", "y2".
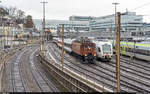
[
  {"x1": 17, "y1": 9, "x2": 25, "y2": 19},
  {"x1": 16, "y1": 10, "x2": 26, "y2": 24},
  {"x1": 5, "y1": 6, "x2": 17, "y2": 17},
  {"x1": 0, "y1": 6, "x2": 9, "y2": 16}
]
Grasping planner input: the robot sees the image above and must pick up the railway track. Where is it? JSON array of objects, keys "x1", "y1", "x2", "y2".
[
  {"x1": 94, "y1": 60, "x2": 150, "y2": 92},
  {"x1": 47, "y1": 43, "x2": 119, "y2": 91},
  {"x1": 2, "y1": 45, "x2": 60, "y2": 92},
  {"x1": 11, "y1": 48, "x2": 28, "y2": 92},
  {"x1": 48, "y1": 42, "x2": 150, "y2": 93},
  {"x1": 112, "y1": 56, "x2": 150, "y2": 82},
  {"x1": 52, "y1": 44, "x2": 145, "y2": 92},
  {"x1": 110, "y1": 57, "x2": 150, "y2": 91},
  {"x1": 111, "y1": 57, "x2": 150, "y2": 80},
  {"x1": 120, "y1": 56, "x2": 150, "y2": 72},
  {"x1": 33, "y1": 53, "x2": 60, "y2": 92},
  {"x1": 29, "y1": 48, "x2": 59, "y2": 92}
]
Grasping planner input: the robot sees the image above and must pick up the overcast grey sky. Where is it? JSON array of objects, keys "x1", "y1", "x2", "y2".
[{"x1": 2, "y1": 0, "x2": 150, "y2": 22}]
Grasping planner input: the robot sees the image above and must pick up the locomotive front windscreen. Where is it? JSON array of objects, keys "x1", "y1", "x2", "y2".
[
  {"x1": 102, "y1": 44, "x2": 111, "y2": 53},
  {"x1": 84, "y1": 43, "x2": 95, "y2": 49}
]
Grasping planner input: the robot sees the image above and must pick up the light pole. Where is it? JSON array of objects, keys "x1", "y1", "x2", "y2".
[
  {"x1": 112, "y1": 2, "x2": 119, "y2": 48},
  {"x1": 61, "y1": 24, "x2": 64, "y2": 71},
  {"x1": 116, "y1": 12, "x2": 121, "y2": 92},
  {"x1": 112, "y1": 2, "x2": 120, "y2": 92},
  {"x1": 40, "y1": 1, "x2": 48, "y2": 52},
  {"x1": 112, "y1": 2, "x2": 119, "y2": 31},
  {"x1": 110, "y1": 19, "x2": 113, "y2": 40},
  {"x1": 0, "y1": 1, "x2": 2, "y2": 51}
]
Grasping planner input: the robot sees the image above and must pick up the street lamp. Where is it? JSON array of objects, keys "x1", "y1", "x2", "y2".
[
  {"x1": 112, "y1": 2, "x2": 119, "y2": 30},
  {"x1": 112, "y1": 2, "x2": 119, "y2": 47},
  {"x1": 40, "y1": 1, "x2": 48, "y2": 52},
  {"x1": 0, "y1": 1, "x2": 2, "y2": 51},
  {"x1": 112, "y1": 2, "x2": 121, "y2": 92}
]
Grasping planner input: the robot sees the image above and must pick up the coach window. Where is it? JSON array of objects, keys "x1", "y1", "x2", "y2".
[{"x1": 98, "y1": 47, "x2": 101, "y2": 52}]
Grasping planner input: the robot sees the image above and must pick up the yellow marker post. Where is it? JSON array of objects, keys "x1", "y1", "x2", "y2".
[
  {"x1": 64, "y1": 50, "x2": 66, "y2": 55},
  {"x1": 122, "y1": 45, "x2": 126, "y2": 55}
]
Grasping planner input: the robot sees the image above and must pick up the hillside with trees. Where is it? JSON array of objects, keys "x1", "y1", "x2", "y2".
[{"x1": 0, "y1": 6, "x2": 34, "y2": 29}]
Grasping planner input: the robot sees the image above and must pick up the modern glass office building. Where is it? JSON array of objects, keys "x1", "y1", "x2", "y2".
[
  {"x1": 34, "y1": 19, "x2": 89, "y2": 31},
  {"x1": 90, "y1": 12, "x2": 143, "y2": 32},
  {"x1": 34, "y1": 12, "x2": 146, "y2": 33},
  {"x1": 69, "y1": 16, "x2": 95, "y2": 21}
]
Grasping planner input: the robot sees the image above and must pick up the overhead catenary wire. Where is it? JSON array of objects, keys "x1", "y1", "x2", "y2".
[
  {"x1": 130, "y1": 1, "x2": 150, "y2": 11},
  {"x1": 122, "y1": 1, "x2": 150, "y2": 46}
]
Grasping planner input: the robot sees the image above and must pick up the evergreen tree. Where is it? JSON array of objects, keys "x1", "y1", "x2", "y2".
[{"x1": 24, "y1": 15, "x2": 34, "y2": 28}]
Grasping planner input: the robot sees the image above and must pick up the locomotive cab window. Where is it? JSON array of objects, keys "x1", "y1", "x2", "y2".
[
  {"x1": 84, "y1": 45, "x2": 88, "y2": 48},
  {"x1": 89, "y1": 44, "x2": 95, "y2": 48},
  {"x1": 102, "y1": 44, "x2": 111, "y2": 52},
  {"x1": 84, "y1": 44, "x2": 95, "y2": 48},
  {"x1": 98, "y1": 47, "x2": 101, "y2": 52}
]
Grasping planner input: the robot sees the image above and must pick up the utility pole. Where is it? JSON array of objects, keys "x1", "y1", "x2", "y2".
[
  {"x1": 112, "y1": 2, "x2": 119, "y2": 32},
  {"x1": 61, "y1": 24, "x2": 64, "y2": 71},
  {"x1": 117, "y1": 12, "x2": 121, "y2": 92},
  {"x1": 40, "y1": 1, "x2": 48, "y2": 52},
  {"x1": 4, "y1": 27, "x2": 6, "y2": 50},
  {"x1": 110, "y1": 19, "x2": 112, "y2": 40},
  {"x1": 0, "y1": 1, "x2": 2, "y2": 51},
  {"x1": 7, "y1": 27, "x2": 10, "y2": 48},
  {"x1": 71, "y1": 21, "x2": 73, "y2": 39},
  {"x1": 112, "y1": 2, "x2": 120, "y2": 80},
  {"x1": 112, "y1": 2, "x2": 119, "y2": 50},
  {"x1": 1, "y1": 23, "x2": 4, "y2": 51}
]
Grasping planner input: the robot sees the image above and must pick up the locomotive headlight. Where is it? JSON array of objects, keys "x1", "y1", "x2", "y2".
[
  {"x1": 85, "y1": 54, "x2": 87, "y2": 56},
  {"x1": 94, "y1": 54, "x2": 96, "y2": 56}
]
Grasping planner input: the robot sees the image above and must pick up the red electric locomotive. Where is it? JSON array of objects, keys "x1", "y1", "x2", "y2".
[{"x1": 71, "y1": 37, "x2": 96, "y2": 63}]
